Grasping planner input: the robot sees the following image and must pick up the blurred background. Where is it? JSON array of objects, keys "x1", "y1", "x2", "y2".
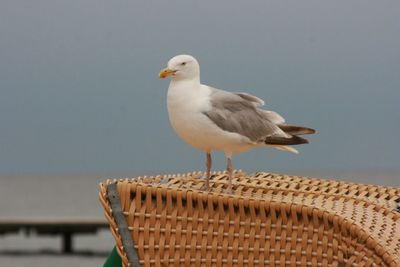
[{"x1": 1, "y1": 0, "x2": 399, "y2": 266}]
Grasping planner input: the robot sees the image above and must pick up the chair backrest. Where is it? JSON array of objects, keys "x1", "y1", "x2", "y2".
[{"x1": 99, "y1": 171, "x2": 400, "y2": 267}]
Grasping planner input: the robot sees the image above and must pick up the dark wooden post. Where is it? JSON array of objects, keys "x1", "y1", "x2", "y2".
[{"x1": 62, "y1": 232, "x2": 73, "y2": 254}]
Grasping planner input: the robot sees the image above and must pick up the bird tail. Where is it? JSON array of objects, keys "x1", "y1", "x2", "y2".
[
  {"x1": 263, "y1": 124, "x2": 315, "y2": 154},
  {"x1": 268, "y1": 145, "x2": 299, "y2": 154}
]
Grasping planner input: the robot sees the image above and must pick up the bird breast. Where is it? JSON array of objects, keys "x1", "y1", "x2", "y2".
[{"x1": 167, "y1": 83, "x2": 215, "y2": 151}]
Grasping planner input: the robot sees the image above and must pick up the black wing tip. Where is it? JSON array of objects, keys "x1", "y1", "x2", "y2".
[
  {"x1": 309, "y1": 128, "x2": 317, "y2": 134},
  {"x1": 277, "y1": 124, "x2": 317, "y2": 135},
  {"x1": 265, "y1": 135, "x2": 309, "y2": 146},
  {"x1": 294, "y1": 136, "x2": 309, "y2": 144}
]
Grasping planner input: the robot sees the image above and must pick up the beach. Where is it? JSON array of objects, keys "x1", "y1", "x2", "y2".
[{"x1": 0, "y1": 175, "x2": 114, "y2": 267}]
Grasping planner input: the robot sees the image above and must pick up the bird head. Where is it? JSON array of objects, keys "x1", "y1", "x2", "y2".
[{"x1": 159, "y1": 54, "x2": 200, "y2": 81}]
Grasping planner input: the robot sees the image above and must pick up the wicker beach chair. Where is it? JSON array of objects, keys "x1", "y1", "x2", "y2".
[{"x1": 99, "y1": 171, "x2": 400, "y2": 267}]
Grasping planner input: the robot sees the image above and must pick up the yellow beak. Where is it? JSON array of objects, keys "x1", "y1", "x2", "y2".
[{"x1": 159, "y1": 68, "x2": 176, "y2": 79}]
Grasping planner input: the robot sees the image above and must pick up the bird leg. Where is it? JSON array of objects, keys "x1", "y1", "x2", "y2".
[
  {"x1": 206, "y1": 152, "x2": 212, "y2": 186},
  {"x1": 201, "y1": 152, "x2": 212, "y2": 191},
  {"x1": 226, "y1": 157, "x2": 233, "y2": 193}
]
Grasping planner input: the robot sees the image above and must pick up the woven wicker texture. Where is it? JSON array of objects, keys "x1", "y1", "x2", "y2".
[{"x1": 99, "y1": 171, "x2": 400, "y2": 267}]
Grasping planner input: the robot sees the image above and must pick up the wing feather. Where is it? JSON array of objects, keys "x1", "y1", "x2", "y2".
[
  {"x1": 203, "y1": 88, "x2": 286, "y2": 142},
  {"x1": 277, "y1": 124, "x2": 316, "y2": 135},
  {"x1": 235, "y1": 92, "x2": 265, "y2": 106}
]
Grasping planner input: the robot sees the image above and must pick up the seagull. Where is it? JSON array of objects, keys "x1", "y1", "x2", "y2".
[{"x1": 159, "y1": 55, "x2": 315, "y2": 191}]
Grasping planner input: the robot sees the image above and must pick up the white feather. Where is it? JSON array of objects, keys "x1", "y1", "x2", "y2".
[{"x1": 268, "y1": 145, "x2": 299, "y2": 154}]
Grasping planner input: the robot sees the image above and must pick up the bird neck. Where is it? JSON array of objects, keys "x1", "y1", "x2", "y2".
[{"x1": 171, "y1": 76, "x2": 200, "y2": 86}]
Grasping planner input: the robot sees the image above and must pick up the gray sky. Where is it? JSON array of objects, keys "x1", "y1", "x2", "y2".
[{"x1": 1, "y1": 0, "x2": 399, "y2": 176}]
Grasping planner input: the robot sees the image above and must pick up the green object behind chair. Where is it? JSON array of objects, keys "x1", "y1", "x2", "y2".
[{"x1": 104, "y1": 247, "x2": 122, "y2": 267}]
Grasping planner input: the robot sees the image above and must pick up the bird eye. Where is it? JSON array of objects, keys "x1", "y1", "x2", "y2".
[{"x1": 181, "y1": 62, "x2": 186, "y2": 66}]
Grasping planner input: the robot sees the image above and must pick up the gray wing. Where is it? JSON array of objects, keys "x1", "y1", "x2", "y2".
[
  {"x1": 203, "y1": 88, "x2": 286, "y2": 142},
  {"x1": 235, "y1": 92, "x2": 265, "y2": 107}
]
